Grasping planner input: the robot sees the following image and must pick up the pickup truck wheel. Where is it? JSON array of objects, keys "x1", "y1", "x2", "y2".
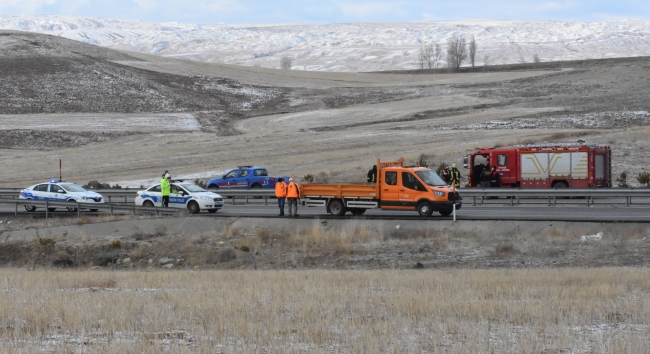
[
  {"x1": 207, "y1": 185, "x2": 219, "y2": 190},
  {"x1": 187, "y1": 201, "x2": 200, "y2": 214},
  {"x1": 251, "y1": 184, "x2": 263, "y2": 198},
  {"x1": 328, "y1": 200, "x2": 346, "y2": 216},
  {"x1": 417, "y1": 202, "x2": 433, "y2": 217}
]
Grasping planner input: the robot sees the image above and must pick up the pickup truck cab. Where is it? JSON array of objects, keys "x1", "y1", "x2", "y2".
[
  {"x1": 301, "y1": 158, "x2": 461, "y2": 217},
  {"x1": 206, "y1": 166, "x2": 290, "y2": 190}
]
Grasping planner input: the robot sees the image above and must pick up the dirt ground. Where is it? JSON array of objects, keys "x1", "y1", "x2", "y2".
[
  {"x1": 1, "y1": 32, "x2": 650, "y2": 188},
  {"x1": 0, "y1": 215, "x2": 648, "y2": 270}
]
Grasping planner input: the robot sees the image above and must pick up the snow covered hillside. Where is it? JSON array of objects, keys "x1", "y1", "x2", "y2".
[{"x1": 1, "y1": 15, "x2": 650, "y2": 71}]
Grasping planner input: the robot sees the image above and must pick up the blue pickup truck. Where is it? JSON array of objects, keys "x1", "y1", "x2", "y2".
[{"x1": 206, "y1": 166, "x2": 291, "y2": 190}]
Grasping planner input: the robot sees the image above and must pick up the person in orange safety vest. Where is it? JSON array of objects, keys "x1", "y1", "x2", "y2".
[
  {"x1": 286, "y1": 178, "x2": 300, "y2": 217},
  {"x1": 275, "y1": 177, "x2": 287, "y2": 216}
]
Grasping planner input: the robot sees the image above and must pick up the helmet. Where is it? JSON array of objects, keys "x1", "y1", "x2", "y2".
[
  {"x1": 451, "y1": 163, "x2": 457, "y2": 168},
  {"x1": 289, "y1": 178, "x2": 294, "y2": 181},
  {"x1": 165, "y1": 173, "x2": 170, "y2": 179}
]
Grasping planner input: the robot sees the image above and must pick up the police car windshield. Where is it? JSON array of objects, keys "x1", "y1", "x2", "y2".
[
  {"x1": 181, "y1": 184, "x2": 206, "y2": 193},
  {"x1": 415, "y1": 170, "x2": 447, "y2": 187},
  {"x1": 59, "y1": 184, "x2": 87, "y2": 192}
]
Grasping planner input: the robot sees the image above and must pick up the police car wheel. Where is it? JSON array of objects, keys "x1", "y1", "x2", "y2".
[
  {"x1": 143, "y1": 200, "x2": 154, "y2": 207},
  {"x1": 208, "y1": 209, "x2": 217, "y2": 213},
  {"x1": 67, "y1": 200, "x2": 78, "y2": 212},
  {"x1": 24, "y1": 204, "x2": 36, "y2": 212},
  {"x1": 47, "y1": 208, "x2": 56, "y2": 212},
  {"x1": 187, "y1": 201, "x2": 200, "y2": 214}
]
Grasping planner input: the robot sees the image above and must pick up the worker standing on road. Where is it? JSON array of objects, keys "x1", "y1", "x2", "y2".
[
  {"x1": 161, "y1": 173, "x2": 171, "y2": 207},
  {"x1": 286, "y1": 178, "x2": 300, "y2": 217},
  {"x1": 367, "y1": 165, "x2": 377, "y2": 183},
  {"x1": 441, "y1": 165, "x2": 451, "y2": 184},
  {"x1": 275, "y1": 177, "x2": 287, "y2": 216},
  {"x1": 450, "y1": 163, "x2": 462, "y2": 188},
  {"x1": 490, "y1": 166, "x2": 500, "y2": 188},
  {"x1": 481, "y1": 167, "x2": 492, "y2": 188}
]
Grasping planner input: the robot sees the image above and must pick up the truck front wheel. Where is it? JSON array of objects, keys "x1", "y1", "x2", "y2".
[
  {"x1": 328, "y1": 200, "x2": 346, "y2": 216},
  {"x1": 417, "y1": 201, "x2": 433, "y2": 217}
]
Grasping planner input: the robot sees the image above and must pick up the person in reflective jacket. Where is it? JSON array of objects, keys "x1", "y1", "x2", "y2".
[
  {"x1": 275, "y1": 177, "x2": 287, "y2": 216},
  {"x1": 286, "y1": 178, "x2": 300, "y2": 217},
  {"x1": 160, "y1": 173, "x2": 171, "y2": 207},
  {"x1": 367, "y1": 165, "x2": 377, "y2": 183},
  {"x1": 450, "y1": 163, "x2": 462, "y2": 188}
]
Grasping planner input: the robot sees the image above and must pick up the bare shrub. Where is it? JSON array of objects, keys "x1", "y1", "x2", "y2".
[
  {"x1": 418, "y1": 44, "x2": 435, "y2": 69},
  {"x1": 208, "y1": 248, "x2": 236, "y2": 264},
  {"x1": 76, "y1": 217, "x2": 93, "y2": 225},
  {"x1": 533, "y1": 53, "x2": 541, "y2": 64},
  {"x1": 637, "y1": 172, "x2": 650, "y2": 187},
  {"x1": 257, "y1": 229, "x2": 271, "y2": 243},
  {"x1": 280, "y1": 55, "x2": 292, "y2": 70}
]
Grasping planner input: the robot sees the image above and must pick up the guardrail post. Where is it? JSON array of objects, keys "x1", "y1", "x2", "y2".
[
  {"x1": 265, "y1": 196, "x2": 268, "y2": 205},
  {"x1": 155, "y1": 207, "x2": 159, "y2": 216},
  {"x1": 77, "y1": 205, "x2": 80, "y2": 218},
  {"x1": 109, "y1": 195, "x2": 112, "y2": 203},
  {"x1": 45, "y1": 201, "x2": 49, "y2": 219},
  {"x1": 627, "y1": 197, "x2": 630, "y2": 206},
  {"x1": 232, "y1": 196, "x2": 235, "y2": 205},
  {"x1": 473, "y1": 196, "x2": 476, "y2": 206},
  {"x1": 246, "y1": 196, "x2": 249, "y2": 203},
  {"x1": 110, "y1": 205, "x2": 114, "y2": 216},
  {"x1": 132, "y1": 206, "x2": 136, "y2": 215},
  {"x1": 14, "y1": 201, "x2": 18, "y2": 216}
]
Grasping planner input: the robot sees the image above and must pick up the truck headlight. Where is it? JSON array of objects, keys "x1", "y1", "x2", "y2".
[{"x1": 433, "y1": 190, "x2": 446, "y2": 197}]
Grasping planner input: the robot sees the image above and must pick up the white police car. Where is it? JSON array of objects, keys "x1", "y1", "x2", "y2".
[
  {"x1": 135, "y1": 181, "x2": 224, "y2": 214},
  {"x1": 19, "y1": 180, "x2": 105, "y2": 212}
]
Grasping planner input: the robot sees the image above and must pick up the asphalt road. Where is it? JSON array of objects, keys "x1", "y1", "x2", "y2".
[{"x1": 1, "y1": 200, "x2": 648, "y2": 222}]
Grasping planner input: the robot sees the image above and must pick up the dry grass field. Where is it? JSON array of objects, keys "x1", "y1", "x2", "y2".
[{"x1": 0, "y1": 268, "x2": 648, "y2": 352}]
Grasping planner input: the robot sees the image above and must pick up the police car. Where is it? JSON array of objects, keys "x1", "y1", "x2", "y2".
[
  {"x1": 135, "y1": 181, "x2": 224, "y2": 214},
  {"x1": 19, "y1": 180, "x2": 105, "y2": 212}
]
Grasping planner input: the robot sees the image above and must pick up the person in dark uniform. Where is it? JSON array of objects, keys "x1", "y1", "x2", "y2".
[
  {"x1": 367, "y1": 165, "x2": 377, "y2": 183},
  {"x1": 441, "y1": 166, "x2": 451, "y2": 184}
]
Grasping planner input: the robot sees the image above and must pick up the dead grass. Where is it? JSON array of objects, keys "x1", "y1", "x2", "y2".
[{"x1": 0, "y1": 268, "x2": 648, "y2": 352}]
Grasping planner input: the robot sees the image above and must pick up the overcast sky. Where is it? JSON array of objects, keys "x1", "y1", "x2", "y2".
[{"x1": 0, "y1": 0, "x2": 648, "y2": 24}]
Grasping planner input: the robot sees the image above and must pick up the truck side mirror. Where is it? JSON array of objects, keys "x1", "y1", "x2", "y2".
[{"x1": 463, "y1": 155, "x2": 469, "y2": 169}]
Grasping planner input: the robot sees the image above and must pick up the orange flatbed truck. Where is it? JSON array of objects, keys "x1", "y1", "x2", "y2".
[{"x1": 300, "y1": 158, "x2": 462, "y2": 217}]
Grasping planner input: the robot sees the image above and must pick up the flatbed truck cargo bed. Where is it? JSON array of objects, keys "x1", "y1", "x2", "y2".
[{"x1": 300, "y1": 158, "x2": 461, "y2": 217}]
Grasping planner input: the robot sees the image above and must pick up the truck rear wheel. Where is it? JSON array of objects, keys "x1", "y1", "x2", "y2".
[
  {"x1": 328, "y1": 200, "x2": 346, "y2": 216},
  {"x1": 417, "y1": 202, "x2": 433, "y2": 217}
]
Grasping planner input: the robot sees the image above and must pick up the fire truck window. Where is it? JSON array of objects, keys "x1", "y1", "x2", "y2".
[
  {"x1": 385, "y1": 172, "x2": 397, "y2": 185},
  {"x1": 402, "y1": 172, "x2": 425, "y2": 191},
  {"x1": 224, "y1": 170, "x2": 237, "y2": 179},
  {"x1": 239, "y1": 170, "x2": 250, "y2": 178},
  {"x1": 498, "y1": 154, "x2": 508, "y2": 166}
]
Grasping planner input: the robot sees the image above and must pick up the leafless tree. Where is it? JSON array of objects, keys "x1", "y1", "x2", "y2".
[
  {"x1": 433, "y1": 43, "x2": 442, "y2": 69},
  {"x1": 446, "y1": 35, "x2": 467, "y2": 72},
  {"x1": 468, "y1": 35, "x2": 477, "y2": 67},
  {"x1": 280, "y1": 55, "x2": 292, "y2": 70},
  {"x1": 418, "y1": 44, "x2": 436, "y2": 69},
  {"x1": 483, "y1": 55, "x2": 490, "y2": 67},
  {"x1": 533, "y1": 53, "x2": 541, "y2": 64}
]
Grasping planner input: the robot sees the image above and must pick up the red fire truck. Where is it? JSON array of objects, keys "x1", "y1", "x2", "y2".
[{"x1": 464, "y1": 143, "x2": 612, "y2": 188}]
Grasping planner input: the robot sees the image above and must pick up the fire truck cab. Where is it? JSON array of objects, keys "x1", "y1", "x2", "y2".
[{"x1": 464, "y1": 143, "x2": 612, "y2": 188}]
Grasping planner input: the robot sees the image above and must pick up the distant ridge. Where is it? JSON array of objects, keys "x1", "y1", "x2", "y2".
[{"x1": 2, "y1": 15, "x2": 650, "y2": 72}]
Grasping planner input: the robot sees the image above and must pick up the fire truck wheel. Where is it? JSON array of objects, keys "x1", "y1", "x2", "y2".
[
  {"x1": 553, "y1": 181, "x2": 568, "y2": 189},
  {"x1": 328, "y1": 200, "x2": 346, "y2": 216},
  {"x1": 417, "y1": 202, "x2": 433, "y2": 217}
]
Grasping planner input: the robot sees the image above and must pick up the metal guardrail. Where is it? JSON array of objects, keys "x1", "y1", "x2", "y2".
[
  {"x1": 2, "y1": 188, "x2": 650, "y2": 207},
  {"x1": 0, "y1": 199, "x2": 179, "y2": 218}
]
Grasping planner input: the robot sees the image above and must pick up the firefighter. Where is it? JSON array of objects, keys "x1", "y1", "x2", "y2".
[
  {"x1": 286, "y1": 178, "x2": 300, "y2": 217},
  {"x1": 450, "y1": 163, "x2": 462, "y2": 188},
  {"x1": 160, "y1": 173, "x2": 171, "y2": 207},
  {"x1": 441, "y1": 165, "x2": 451, "y2": 184},
  {"x1": 490, "y1": 166, "x2": 500, "y2": 187},
  {"x1": 275, "y1": 177, "x2": 287, "y2": 216},
  {"x1": 367, "y1": 165, "x2": 377, "y2": 183},
  {"x1": 480, "y1": 167, "x2": 492, "y2": 188}
]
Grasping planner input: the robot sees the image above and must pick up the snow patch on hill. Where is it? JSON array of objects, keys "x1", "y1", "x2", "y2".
[{"x1": 1, "y1": 15, "x2": 650, "y2": 71}]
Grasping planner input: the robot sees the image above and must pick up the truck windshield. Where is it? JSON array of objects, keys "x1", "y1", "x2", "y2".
[{"x1": 415, "y1": 170, "x2": 447, "y2": 187}]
